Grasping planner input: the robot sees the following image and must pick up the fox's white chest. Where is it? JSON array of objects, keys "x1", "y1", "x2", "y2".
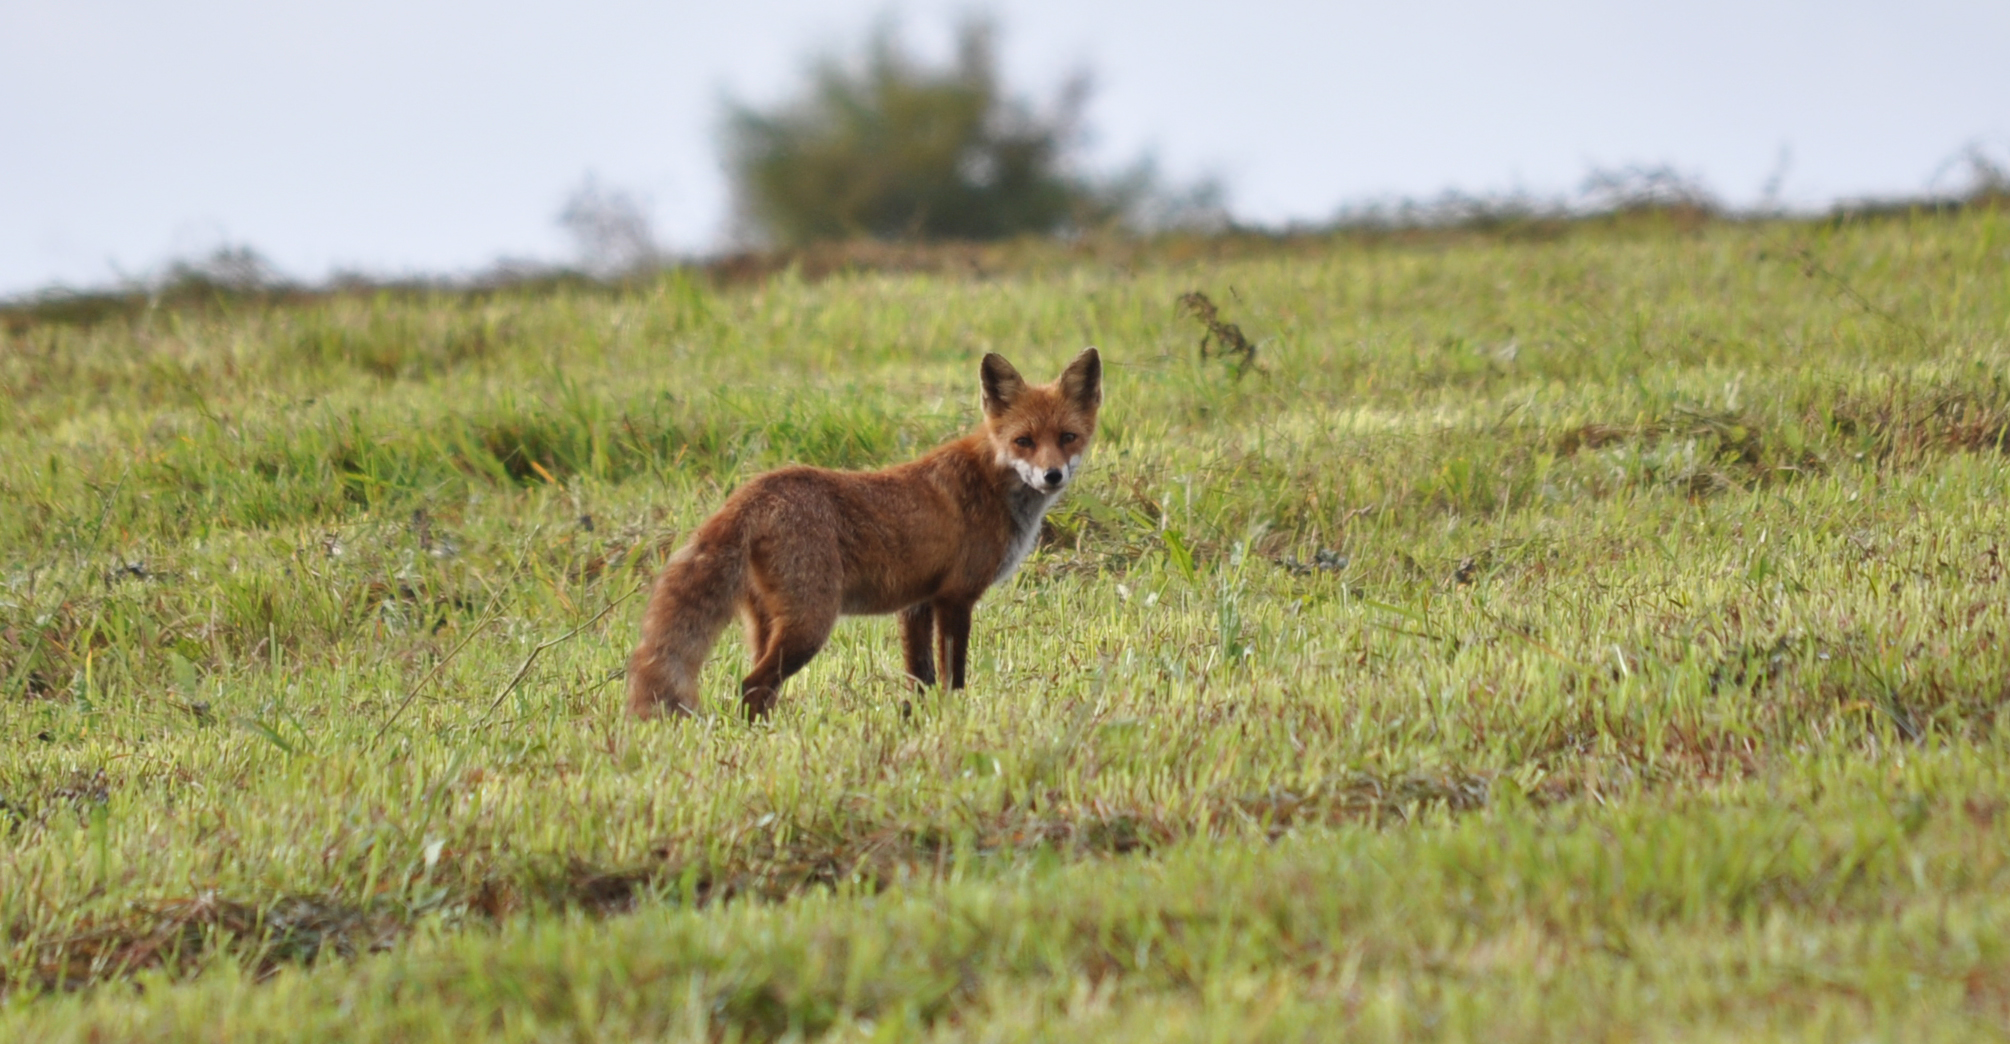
[{"x1": 993, "y1": 487, "x2": 1056, "y2": 585}]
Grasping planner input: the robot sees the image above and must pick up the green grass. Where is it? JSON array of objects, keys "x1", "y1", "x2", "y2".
[{"x1": 3, "y1": 212, "x2": 2009, "y2": 1041}]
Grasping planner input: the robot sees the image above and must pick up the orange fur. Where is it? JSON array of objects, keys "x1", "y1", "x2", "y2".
[{"x1": 627, "y1": 348, "x2": 1103, "y2": 719}]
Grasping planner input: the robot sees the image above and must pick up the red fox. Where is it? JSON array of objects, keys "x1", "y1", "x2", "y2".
[{"x1": 627, "y1": 348, "x2": 1103, "y2": 720}]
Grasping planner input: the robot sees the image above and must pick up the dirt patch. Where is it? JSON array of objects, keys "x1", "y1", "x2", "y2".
[
  {"x1": 8, "y1": 770, "x2": 1494, "y2": 996},
  {"x1": 23, "y1": 893, "x2": 403, "y2": 993},
  {"x1": 1556, "y1": 410, "x2": 1765, "y2": 464},
  {"x1": 1555, "y1": 409, "x2": 1817, "y2": 496},
  {"x1": 1824, "y1": 382, "x2": 2010, "y2": 463},
  {"x1": 0, "y1": 770, "x2": 113, "y2": 835}
]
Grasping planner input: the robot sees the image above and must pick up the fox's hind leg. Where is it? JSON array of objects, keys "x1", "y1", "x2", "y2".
[
  {"x1": 932, "y1": 598, "x2": 975, "y2": 690},
  {"x1": 898, "y1": 603, "x2": 936, "y2": 689},
  {"x1": 741, "y1": 612, "x2": 836, "y2": 719},
  {"x1": 741, "y1": 600, "x2": 773, "y2": 665},
  {"x1": 739, "y1": 592, "x2": 838, "y2": 720}
]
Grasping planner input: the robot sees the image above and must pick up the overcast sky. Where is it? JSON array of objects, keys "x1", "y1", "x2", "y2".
[{"x1": 3, "y1": 0, "x2": 2006, "y2": 296}]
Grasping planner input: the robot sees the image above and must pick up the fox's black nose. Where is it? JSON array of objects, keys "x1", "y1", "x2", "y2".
[{"x1": 1043, "y1": 469, "x2": 1064, "y2": 485}]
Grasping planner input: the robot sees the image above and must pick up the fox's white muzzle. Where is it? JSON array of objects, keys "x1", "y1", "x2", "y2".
[{"x1": 1007, "y1": 455, "x2": 1081, "y2": 495}]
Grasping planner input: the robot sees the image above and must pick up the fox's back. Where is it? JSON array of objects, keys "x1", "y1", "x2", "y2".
[{"x1": 714, "y1": 440, "x2": 1014, "y2": 615}]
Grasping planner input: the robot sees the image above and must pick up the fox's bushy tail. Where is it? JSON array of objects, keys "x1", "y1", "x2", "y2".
[{"x1": 626, "y1": 523, "x2": 746, "y2": 718}]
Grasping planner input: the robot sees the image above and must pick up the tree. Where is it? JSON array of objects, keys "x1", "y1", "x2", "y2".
[{"x1": 723, "y1": 19, "x2": 1110, "y2": 246}]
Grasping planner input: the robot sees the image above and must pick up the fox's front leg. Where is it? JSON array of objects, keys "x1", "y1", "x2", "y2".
[{"x1": 898, "y1": 603, "x2": 936, "y2": 689}]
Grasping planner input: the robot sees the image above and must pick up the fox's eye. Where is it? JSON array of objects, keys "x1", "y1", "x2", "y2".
[
  {"x1": 1059, "y1": 432, "x2": 1077, "y2": 445},
  {"x1": 1013, "y1": 436, "x2": 1035, "y2": 448}
]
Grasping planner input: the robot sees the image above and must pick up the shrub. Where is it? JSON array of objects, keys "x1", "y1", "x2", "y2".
[{"x1": 722, "y1": 18, "x2": 1112, "y2": 245}]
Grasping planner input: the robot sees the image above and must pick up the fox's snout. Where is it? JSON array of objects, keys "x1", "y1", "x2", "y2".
[{"x1": 1004, "y1": 456, "x2": 1074, "y2": 494}]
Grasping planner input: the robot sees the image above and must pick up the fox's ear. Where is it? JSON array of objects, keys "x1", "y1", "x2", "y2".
[
  {"x1": 1058, "y1": 346, "x2": 1102, "y2": 410},
  {"x1": 980, "y1": 353, "x2": 1026, "y2": 417}
]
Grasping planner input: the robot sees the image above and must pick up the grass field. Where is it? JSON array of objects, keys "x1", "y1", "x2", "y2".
[{"x1": 3, "y1": 211, "x2": 2009, "y2": 1041}]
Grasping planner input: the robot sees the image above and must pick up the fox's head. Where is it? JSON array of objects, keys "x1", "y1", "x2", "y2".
[{"x1": 980, "y1": 347, "x2": 1102, "y2": 496}]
